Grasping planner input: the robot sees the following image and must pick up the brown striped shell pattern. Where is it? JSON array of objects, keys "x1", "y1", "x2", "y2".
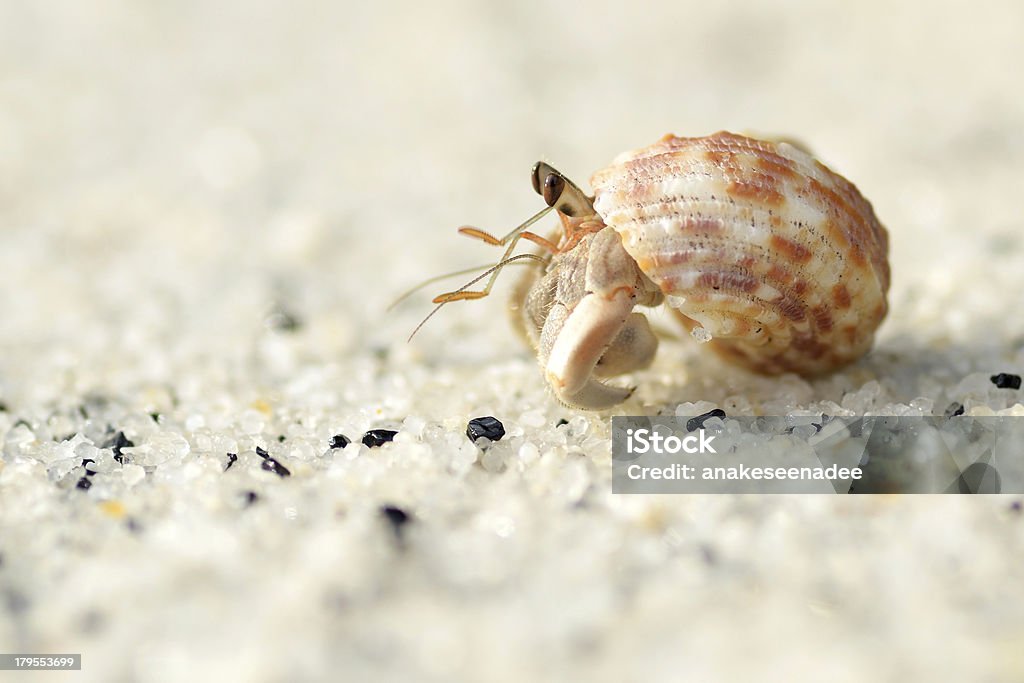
[{"x1": 444, "y1": 131, "x2": 890, "y2": 410}]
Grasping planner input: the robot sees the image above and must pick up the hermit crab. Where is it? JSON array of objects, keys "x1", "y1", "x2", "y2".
[{"x1": 414, "y1": 132, "x2": 890, "y2": 410}]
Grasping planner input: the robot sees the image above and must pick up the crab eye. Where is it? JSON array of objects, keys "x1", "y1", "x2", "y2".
[
  {"x1": 531, "y1": 162, "x2": 543, "y2": 196},
  {"x1": 542, "y1": 173, "x2": 565, "y2": 208}
]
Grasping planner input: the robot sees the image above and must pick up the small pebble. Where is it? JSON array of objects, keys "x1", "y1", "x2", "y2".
[
  {"x1": 122, "y1": 465, "x2": 145, "y2": 487},
  {"x1": 98, "y1": 500, "x2": 126, "y2": 518},
  {"x1": 81, "y1": 458, "x2": 98, "y2": 476},
  {"x1": 265, "y1": 307, "x2": 302, "y2": 332},
  {"x1": 256, "y1": 446, "x2": 270, "y2": 459},
  {"x1": 1010, "y1": 500, "x2": 1022, "y2": 514},
  {"x1": 518, "y1": 442, "x2": 540, "y2": 465},
  {"x1": 687, "y1": 409, "x2": 727, "y2": 432},
  {"x1": 225, "y1": 453, "x2": 238, "y2": 471},
  {"x1": 944, "y1": 402, "x2": 965, "y2": 418},
  {"x1": 75, "y1": 477, "x2": 92, "y2": 491},
  {"x1": 261, "y1": 457, "x2": 291, "y2": 478},
  {"x1": 329, "y1": 434, "x2": 351, "y2": 449},
  {"x1": 243, "y1": 491, "x2": 259, "y2": 506},
  {"x1": 380, "y1": 505, "x2": 411, "y2": 541},
  {"x1": 466, "y1": 416, "x2": 505, "y2": 444},
  {"x1": 990, "y1": 373, "x2": 1022, "y2": 390},
  {"x1": 785, "y1": 423, "x2": 822, "y2": 436},
  {"x1": 103, "y1": 431, "x2": 134, "y2": 464},
  {"x1": 362, "y1": 429, "x2": 398, "y2": 448},
  {"x1": 480, "y1": 449, "x2": 505, "y2": 472}
]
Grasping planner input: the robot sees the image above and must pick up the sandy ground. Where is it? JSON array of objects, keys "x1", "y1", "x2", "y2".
[{"x1": 1, "y1": 1, "x2": 1023, "y2": 681}]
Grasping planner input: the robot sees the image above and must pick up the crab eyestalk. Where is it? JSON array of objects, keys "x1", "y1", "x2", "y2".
[{"x1": 531, "y1": 162, "x2": 595, "y2": 218}]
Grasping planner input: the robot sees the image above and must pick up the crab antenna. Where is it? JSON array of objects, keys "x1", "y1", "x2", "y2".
[
  {"x1": 393, "y1": 204, "x2": 553, "y2": 313},
  {"x1": 407, "y1": 253, "x2": 545, "y2": 342},
  {"x1": 441, "y1": 205, "x2": 555, "y2": 304}
]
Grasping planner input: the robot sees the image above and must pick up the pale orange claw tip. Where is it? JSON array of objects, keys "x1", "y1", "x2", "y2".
[
  {"x1": 432, "y1": 291, "x2": 488, "y2": 304},
  {"x1": 457, "y1": 227, "x2": 502, "y2": 245}
]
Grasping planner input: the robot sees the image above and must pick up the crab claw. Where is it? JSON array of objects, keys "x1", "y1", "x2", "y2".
[{"x1": 545, "y1": 288, "x2": 656, "y2": 409}]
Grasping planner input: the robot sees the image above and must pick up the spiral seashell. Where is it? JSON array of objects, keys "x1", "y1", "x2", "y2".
[
  {"x1": 423, "y1": 130, "x2": 891, "y2": 408},
  {"x1": 589, "y1": 131, "x2": 890, "y2": 375}
]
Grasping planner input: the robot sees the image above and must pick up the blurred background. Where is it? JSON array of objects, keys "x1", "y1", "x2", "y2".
[
  {"x1": 2, "y1": 1, "x2": 1024, "y2": 681},
  {"x1": 3, "y1": 0, "x2": 1023, "y2": 379}
]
